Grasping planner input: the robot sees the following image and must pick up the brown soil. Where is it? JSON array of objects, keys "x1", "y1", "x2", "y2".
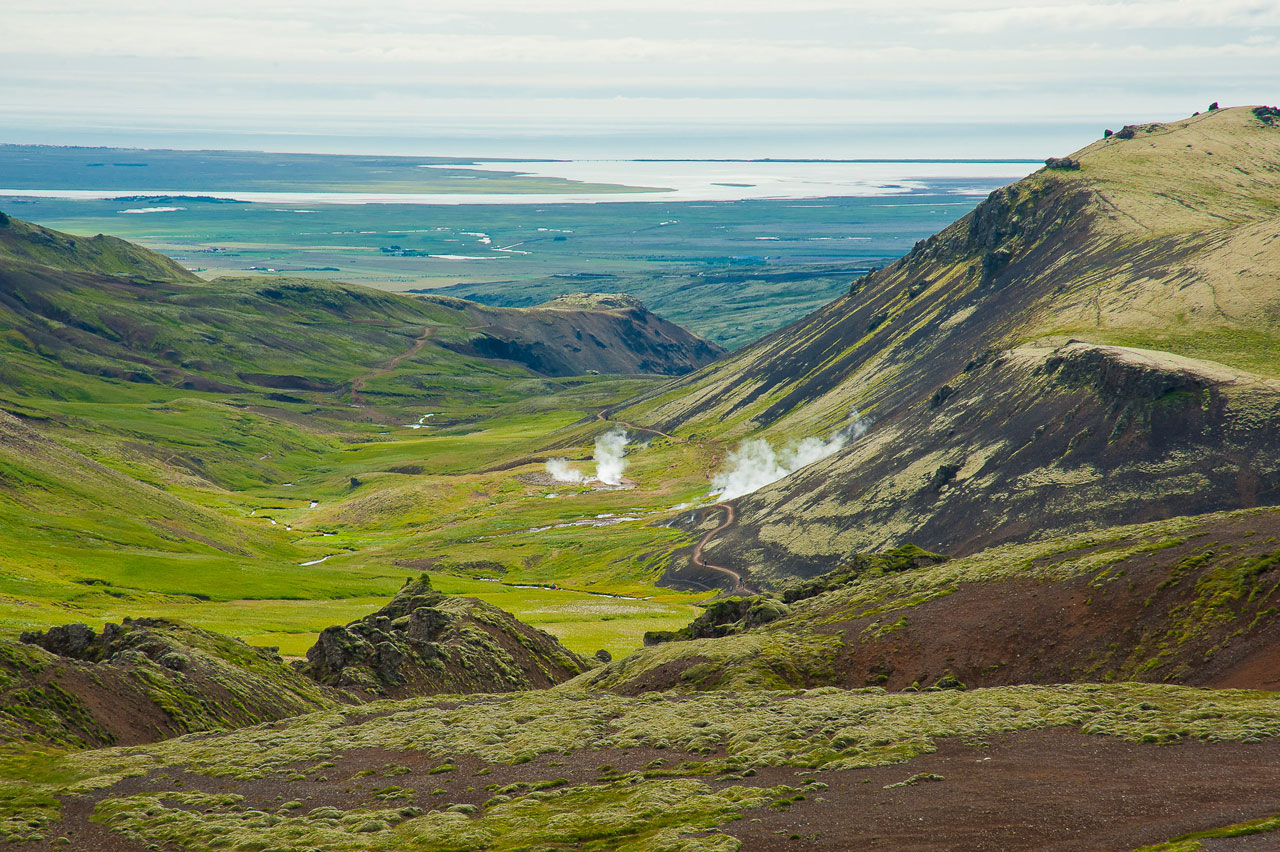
[
  {"x1": 724, "y1": 728, "x2": 1280, "y2": 851},
  {"x1": 22, "y1": 727, "x2": 1280, "y2": 851},
  {"x1": 819, "y1": 509, "x2": 1280, "y2": 693}
]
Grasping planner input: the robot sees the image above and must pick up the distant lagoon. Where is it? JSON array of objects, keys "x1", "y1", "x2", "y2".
[{"x1": 0, "y1": 159, "x2": 1037, "y2": 206}]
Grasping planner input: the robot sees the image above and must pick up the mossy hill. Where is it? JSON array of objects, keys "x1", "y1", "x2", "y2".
[
  {"x1": 609, "y1": 106, "x2": 1280, "y2": 584},
  {"x1": 581, "y1": 505, "x2": 1280, "y2": 695},
  {"x1": 0, "y1": 618, "x2": 340, "y2": 750}
]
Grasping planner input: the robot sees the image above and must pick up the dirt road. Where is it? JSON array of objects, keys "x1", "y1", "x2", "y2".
[
  {"x1": 352, "y1": 327, "x2": 433, "y2": 405},
  {"x1": 596, "y1": 409, "x2": 685, "y2": 443},
  {"x1": 692, "y1": 502, "x2": 753, "y2": 594}
]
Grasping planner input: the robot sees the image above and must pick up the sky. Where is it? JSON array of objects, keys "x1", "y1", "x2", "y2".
[{"x1": 2, "y1": 0, "x2": 1278, "y2": 157}]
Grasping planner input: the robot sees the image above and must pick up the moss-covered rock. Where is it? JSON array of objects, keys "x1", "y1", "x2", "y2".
[
  {"x1": 297, "y1": 576, "x2": 588, "y2": 698},
  {"x1": 5, "y1": 618, "x2": 341, "y2": 749}
]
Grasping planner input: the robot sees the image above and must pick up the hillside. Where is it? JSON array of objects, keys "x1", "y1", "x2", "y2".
[
  {"x1": 580, "y1": 505, "x2": 1280, "y2": 695},
  {"x1": 427, "y1": 292, "x2": 723, "y2": 378},
  {"x1": 0, "y1": 215, "x2": 720, "y2": 411},
  {"x1": 609, "y1": 106, "x2": 1280, "y2": 583},
  {"x1": 0, "y1": 213, "x2": 199, "y2": 282}
]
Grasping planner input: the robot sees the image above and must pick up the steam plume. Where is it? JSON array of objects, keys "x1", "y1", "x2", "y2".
[
  {"x1": 712, "y1": 410, "x2": 867, "y2": 501},
  {"x1": 593, "y1": 427, "x2": 629, "y2": 485},
  {"x1": 545, "y1": 458, "x2": 588, "y2": 483},
  {"x1": 544, "y1": 427, "x2": 630, "y2": 485}
]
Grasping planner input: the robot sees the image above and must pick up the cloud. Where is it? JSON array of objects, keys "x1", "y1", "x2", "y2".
[
  {"x1": 938, "y1": 0, "x2": 1280, "y2": 33},
  {"x1": 2, "y1": 0, "x2": 1277, "y2": 145}
]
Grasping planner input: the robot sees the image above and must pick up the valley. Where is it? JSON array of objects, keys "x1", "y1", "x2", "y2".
[{"x1": 3, "y1": 106, "x2": 1280, "y2": 850}]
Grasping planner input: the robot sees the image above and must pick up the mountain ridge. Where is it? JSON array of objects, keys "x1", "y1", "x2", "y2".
[{"x1": 608, "y1": 106, "x2": 1280, "y2": 584}]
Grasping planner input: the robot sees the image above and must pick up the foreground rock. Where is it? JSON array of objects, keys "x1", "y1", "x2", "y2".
[
  {"x1": 297, "y1": 576, "x2": 588, "y2": 698},
  {"x1": 8, "y1": 618, "x2": 340, "y2": 748}
]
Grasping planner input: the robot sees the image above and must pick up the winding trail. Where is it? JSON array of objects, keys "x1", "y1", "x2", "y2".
[
  {"x1": 595, "y1": 408, "x2": 685, "y2": 443},
  {"x1": 692, "y1": 502, "x2": 754, "y2": 595},
  {"x1": 352, "y1": 327, "x2": 434, "y2": 405},
  {"x1": 593, "y1": 411, "x2": 748, "y2": 592}
]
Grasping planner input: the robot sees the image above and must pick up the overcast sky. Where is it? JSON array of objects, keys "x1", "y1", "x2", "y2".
[{"x1": 2, "y1": 1, "x2": 1277, "y2": 156}]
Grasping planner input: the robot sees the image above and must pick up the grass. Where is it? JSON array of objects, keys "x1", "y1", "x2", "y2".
[{"x1": 0, "y1": 292, "x2": 714, "y2": 656}]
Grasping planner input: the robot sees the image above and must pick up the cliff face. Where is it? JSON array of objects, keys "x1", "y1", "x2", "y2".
[
  {"x1": 609, "y1": 107, "x2": 1280, "y2": 584},
  {"x1": 298, "y1": 577, "x2": 588, "y2": 699}
]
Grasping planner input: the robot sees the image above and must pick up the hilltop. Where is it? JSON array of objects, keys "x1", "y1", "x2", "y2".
[
  {"x1": 0, "y1": 213, "x2": 198, "y2": 282},
  {"x1": 610, "y1": 106, "x2": 1280, "y2": 584}
]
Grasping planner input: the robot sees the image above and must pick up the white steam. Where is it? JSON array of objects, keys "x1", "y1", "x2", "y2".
[
  {"x1": 545, "y1": 457, "x2": 589, "y2": 483},
  {"x1": 544, "y1": 427, "x2": 630, "y2": 486},
  {"x1": 712, "y1": 411, "x2": 868, "y2": 501},
  {"x1": 593, "y1": 427, "x2": 629, "y2": 486}
]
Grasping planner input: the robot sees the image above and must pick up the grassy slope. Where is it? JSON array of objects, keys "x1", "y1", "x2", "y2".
[
  {"x1": 579, "y1": 505, "x2": 1280, "y2": 694},
  {"x1": 0, "y1": 214, "x2": 199, "y2": 282},
  {"x1": 0, "y1": 216, "x2": 716, "y2": 658}
]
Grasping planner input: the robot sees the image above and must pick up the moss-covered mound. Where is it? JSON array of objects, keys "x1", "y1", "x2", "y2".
[
  {"x1": 297, "y1": 577, "x2": 589, "y2": 698},
  {"x1": 4, "y1": 618, "x2": 341, "y2": 749}
]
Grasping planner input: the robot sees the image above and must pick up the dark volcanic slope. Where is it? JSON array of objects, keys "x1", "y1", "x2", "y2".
[
  {"x1": 612, "y1": 106, "x2": 1280, "y2": 579},
  {"x1": 427, "y1": 291, "x2": 724, "y2": 377}
]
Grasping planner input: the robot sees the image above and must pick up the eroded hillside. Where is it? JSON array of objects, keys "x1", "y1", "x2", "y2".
[{"x1": 611, "y1": 106, "x2": 1280, "y2": 581}]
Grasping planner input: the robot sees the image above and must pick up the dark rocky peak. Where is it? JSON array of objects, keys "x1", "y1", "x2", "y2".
[{"x1": 298, "y1": 575, "x2": 588, "y2": 699}]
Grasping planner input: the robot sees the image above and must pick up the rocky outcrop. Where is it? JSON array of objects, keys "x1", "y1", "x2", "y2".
[
  {"x1": 297, "y1": 576, "x2": 588, "y2": 699},
  {"x1": 7, "y1": 618, "x2": 340, "y2": 748}
]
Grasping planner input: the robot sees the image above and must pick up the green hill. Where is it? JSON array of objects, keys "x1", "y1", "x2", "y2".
[{"x1": 0, "y1": 212, "x2": 199, "y2": 281}]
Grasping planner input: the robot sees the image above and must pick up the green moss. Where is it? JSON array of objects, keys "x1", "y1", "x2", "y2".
[{"x1": 1132, "y1": 812, "x2": 1280, "y2": 851}]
